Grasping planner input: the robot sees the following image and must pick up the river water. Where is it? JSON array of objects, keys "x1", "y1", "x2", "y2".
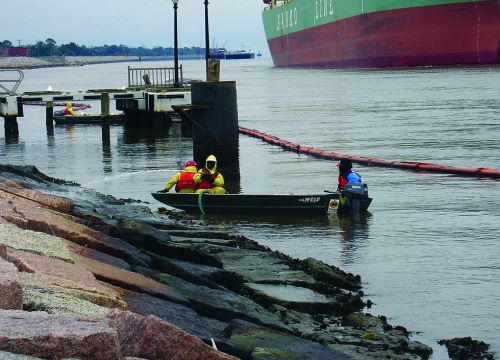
[{"x1": 2, "y1": 59, "x2": 499, "y2": 359}]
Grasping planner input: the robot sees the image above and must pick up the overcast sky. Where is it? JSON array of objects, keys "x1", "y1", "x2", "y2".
[{"x1": 2, "y1": 0, "x2": 268, "y2": 54}]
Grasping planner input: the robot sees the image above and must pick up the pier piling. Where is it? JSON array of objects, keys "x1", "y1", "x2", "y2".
[
  {"x1": 191, "y1": 81, "x2": 240, "y2": 181},
  {"x1": 101, "y1": 93, "x2": 110, "y2": 119},
  {"x1": 4, "y1": 116, "x2": 19, "y2": 140},
  {"x1": 45, "y1": 101, "x2": 54, "y2": 126}
]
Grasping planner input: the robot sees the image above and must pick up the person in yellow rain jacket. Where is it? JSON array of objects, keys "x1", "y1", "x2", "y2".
[
  {"x1": 164, "y1": 160, "x2": 198, "y2": 193},
  {"x1": 194, "y1": 155, "x2": 226, "y2": 194},
  {"x1": 63, "y1": 102, "x2": 75, "y2": 116}
]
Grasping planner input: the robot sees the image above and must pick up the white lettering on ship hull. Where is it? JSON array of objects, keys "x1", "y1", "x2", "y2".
[
  {"x1": 276, "y1": 7, "x2": 298, "y2": 31},
  {"x1": 315, "y1": 0, "x2": 334, "y2": 21}
]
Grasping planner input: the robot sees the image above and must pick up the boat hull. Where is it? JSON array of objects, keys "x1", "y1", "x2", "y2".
[
  {"x1": 151, "y1": 192, "x2": 371, "y2": 216},
  {"x1": 264, "y1": 1, "x2": 500, "y2": 68},
  {"x1": 152, "y1": 192, "x2": 338, "y2": 215},
  {"x1": 53, "y1": 115, "x2": 125, "y2": 125}
]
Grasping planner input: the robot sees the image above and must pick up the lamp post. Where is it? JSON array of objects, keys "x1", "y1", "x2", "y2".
[
  {"x1": 172, "y1": 0, "x2": 180, "y2": 87},
  {"x1": 204, "y1": 0, "x2": 210, "y2": 80}
]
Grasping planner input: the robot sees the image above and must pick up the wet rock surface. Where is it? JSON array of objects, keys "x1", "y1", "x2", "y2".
[
  {"x1": 438, "y1": 337, "x2": 495, "y2": 360},
  {"x1": 0, "y1": 164, "x2": 444, "y2": 359}
]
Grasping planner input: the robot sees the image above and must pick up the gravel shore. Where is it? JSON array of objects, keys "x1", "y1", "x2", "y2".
[{"x1": 0, "y1": 56, "x2": 141, "y2": 69}]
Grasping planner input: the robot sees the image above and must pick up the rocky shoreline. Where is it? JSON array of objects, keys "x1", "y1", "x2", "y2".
[
  {"x1": 0, "y1": 56, "x2": 141, "y2": 69},
  {"x1": 0, "y1": 164, "x2": 493, "y2": 359}
]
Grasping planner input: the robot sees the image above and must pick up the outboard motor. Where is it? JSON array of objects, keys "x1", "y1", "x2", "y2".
[{"x1": 340, "y1": 183, "x2": 370, "y2": 214}]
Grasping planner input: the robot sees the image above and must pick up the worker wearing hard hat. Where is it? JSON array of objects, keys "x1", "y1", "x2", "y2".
[
  {"x1": 63, "y1": 102, "x2": 75, "y2": 116},
  {"x1": 164, "y1": 160, "x2": 198, "y2": 193}
]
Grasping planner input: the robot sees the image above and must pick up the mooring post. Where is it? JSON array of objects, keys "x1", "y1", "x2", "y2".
[
  {"x1": 45, "y1": 101, "x2": 53, "y2": 124},
  {"x1": 101, "y1": 92, "x2": 110, "y2": 119},
  {"x1": 46, "y1": 101, "x2": 54, "y2": 136},
  {"x1": 4, "y1": 116, "x2": 19, "y2": 138},
  {"x1": 191, "y1": 81, "x2": 240, "y2": 185}
]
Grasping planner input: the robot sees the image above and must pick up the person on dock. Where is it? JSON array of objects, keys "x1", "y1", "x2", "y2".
[
  {"x1": 194, "y1": 155, "x2": 226, "y2": 194},
  {"x1": 337, "y1": 159, "x2": 362, "y2": 191},
  {"x1": 163, "y1": 160, "x2": 198, "y2": 193},
  {"x1": 63, "y1": 102, "x2": 75, "y2": 116}
]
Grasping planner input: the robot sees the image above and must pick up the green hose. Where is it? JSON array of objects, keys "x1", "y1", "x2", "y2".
[{"x1": 197, "y1": 191, "x2": 205, "y2": 215}]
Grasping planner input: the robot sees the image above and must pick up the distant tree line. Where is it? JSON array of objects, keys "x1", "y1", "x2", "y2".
[{"x1": 0, "y1": 39, "x2": 205, "y2": 57}]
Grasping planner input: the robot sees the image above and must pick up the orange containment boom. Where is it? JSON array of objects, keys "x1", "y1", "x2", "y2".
[{"x1": 238, "y1": 127, "x2": 500, "y2": 179}]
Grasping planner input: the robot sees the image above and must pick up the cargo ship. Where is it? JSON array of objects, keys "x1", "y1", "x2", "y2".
[{"x1": 262, "y1": 0, "x2": 500, "y2": 68}]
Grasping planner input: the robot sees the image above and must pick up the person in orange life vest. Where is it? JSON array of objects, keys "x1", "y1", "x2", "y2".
[
  {"x1": 63, "y1": 102, "x2": 75, "y2": 116},
  {"x1": 337, "y1": 159, "x2": 362, "y2": 191},
  {"x1": 193, "y1": 155, "x2": 226, "y2": 194},
  {"x1": 164, "y1": 160, "x2": 198, "y2": 193}
]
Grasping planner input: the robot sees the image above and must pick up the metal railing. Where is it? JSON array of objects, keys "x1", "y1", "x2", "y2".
[
  {"x1": 0, "y1": 69, "x2": 24, "y2": 95},
  {"x1": 127, "y1": 65, "x2": 184, "y2": 88}
]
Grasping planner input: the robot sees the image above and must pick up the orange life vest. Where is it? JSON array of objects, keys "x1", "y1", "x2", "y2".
[
  {"x1": 175, "y1": 171, "x2": 196, "y2": 192},
  {"x1": 197, "y1": 171, "x2": 218, "y2": 189}
]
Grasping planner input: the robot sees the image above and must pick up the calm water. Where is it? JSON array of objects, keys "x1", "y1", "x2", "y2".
[{"x1": 2, "y1": 59, "x2": 499, "y2": 359}]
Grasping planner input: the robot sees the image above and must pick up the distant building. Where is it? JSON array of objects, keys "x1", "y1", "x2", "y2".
[
  {"x1": 4, "y1": 47, "x2": 31, "y2": 57},
  {"x1": 0, "y1": 47, "x2": 8, "y2": 57}
]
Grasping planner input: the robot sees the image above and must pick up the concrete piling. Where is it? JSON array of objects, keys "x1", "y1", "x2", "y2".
[
  {"x1": 4, "y1": 116, "x2": 19, "y2": 142},
  {"x1": 191, "y1": 81, "x2": 240, "y2": 182}
]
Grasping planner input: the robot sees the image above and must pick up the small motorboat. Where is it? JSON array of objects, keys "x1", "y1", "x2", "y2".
[
  {"x1": 151, "y1": 183, "x2": 372, "y2": 216},
  {"x1": 53, "y1": 110, "x2": 125, "y2": 125}
]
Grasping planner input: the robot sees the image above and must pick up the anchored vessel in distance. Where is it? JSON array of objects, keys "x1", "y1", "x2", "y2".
[
  {"x1": 262, "y1": 0, "x2": 500, "y2": 68},
  {"x1": 210, "y1": 48, "x2": 256, "y2": 60}
]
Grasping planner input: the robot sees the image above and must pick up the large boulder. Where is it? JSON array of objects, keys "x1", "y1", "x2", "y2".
[
  {"x1": 0, "y1": 310, "x2": 121, "y2": 359},
  {"x1": 0, "y1": 248, "x2": 22, "y2": 310},
  {"x1": 2, "y1": 247, "x2": 126, "y2": 311},
  {"x1": 108, "y1": 310, "x2": 238, "y2": 360},
  {"x1": 0, "y1": 188, "x2": 150, "y2": 267},
  {"x1": 73, "y1": 254, "x2": 188, "y2": 306},
  {"x1": 0, "y1": 223, "x2": 73, "y2": 263}
]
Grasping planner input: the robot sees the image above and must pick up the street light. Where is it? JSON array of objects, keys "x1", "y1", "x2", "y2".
[
  {"x1": 172, "y1": 0, "x2": 180, "y2": 87},
  {"x1": 204, "y1": 0, "x2": 210, "y2": 80}
]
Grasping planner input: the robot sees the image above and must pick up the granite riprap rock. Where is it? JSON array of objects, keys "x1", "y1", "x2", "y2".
[
  {"x1": 108, "y1": 309, "x2": 238, "y2": 360},
  {"x1": 72, "y1": 254, "x2": 188, "y2": 306},
  {"x1": 0, "y1": 188, "x2": 150, "y2": 267},
  {"x1": 120, "y1": 289, "x2": 229, "y2": 341},
  {"x1": 0, "y1": 310, "x2": 121, "y2": 359},
  {"x1": 0, "y1": 223, "x2": 73, "y2": 263},
  {"x1": 2, "y1": 247, "x2": 126, "y2": 311},
  {"x1": 21, "y1": 279, "x2": 111, "y2": 317},
  {"x1": 134, "y1": 266, "x2": 291, "y2": 332},
  {"x1": 223, "y1": 319, "x2": 351, "y2": 360},
  {"x1": 0, "y1": 175, "x2": 74, "y2": 213},
  {"x1": 67, "y1": 241, "x2": 132, "y2": 271},
  {"x1": 0, "y1": 248, "x2": 22, "y2": 310}
]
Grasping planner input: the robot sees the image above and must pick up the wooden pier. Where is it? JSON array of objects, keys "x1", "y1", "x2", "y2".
[{"x1": 0, "y1": 66, "x2": 192, "y2": 137}]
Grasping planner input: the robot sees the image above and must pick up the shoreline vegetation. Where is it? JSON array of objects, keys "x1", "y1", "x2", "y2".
[
  {"x1": 0, "y1": 165, "x2": 495, "y2": 359},
  {"x1": 0, "y1": 55, "x2": 203, "y2": 70}
]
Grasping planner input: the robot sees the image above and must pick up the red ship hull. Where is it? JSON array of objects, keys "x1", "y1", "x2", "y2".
[{"x1": 268, "y1": 1, "x2": 500, "y2": 68}]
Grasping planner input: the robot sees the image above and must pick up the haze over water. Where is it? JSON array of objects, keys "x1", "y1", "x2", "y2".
[{"x1": 2, "y1": 59, "x2": 499, "y2": 359}]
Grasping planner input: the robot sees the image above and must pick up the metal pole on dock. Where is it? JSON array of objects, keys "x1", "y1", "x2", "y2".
[
  {"x1": 204, "y1": 0, "x2": 210, "y2": 80},
  {"x1": 172, "y1": 0, "x2": 180, "y2": 88}
]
